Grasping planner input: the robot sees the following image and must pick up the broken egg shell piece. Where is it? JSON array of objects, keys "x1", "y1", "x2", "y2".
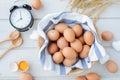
[
  {"x1": 9, "y1": 62, "x2": 18, "y2": 72},
  {"x1": 112, "y1": 40, "x2": 120, "y2": 51},
  {"x1": 30, "y1": 30, "x2": 39, "y2": 40}
]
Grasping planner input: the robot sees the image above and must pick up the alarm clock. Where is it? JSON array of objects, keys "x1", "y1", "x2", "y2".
[{"x1": 9, "y1": 4, "x2": 34, "y2": 32}]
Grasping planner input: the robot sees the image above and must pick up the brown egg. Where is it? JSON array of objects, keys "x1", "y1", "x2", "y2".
[
  {"x1": 53, "y1": 52, "x2": 64, "y2": 64},
  {"x1": 86, "y1": 72, "x2": 100, "y2": 80},
  {"x1": 55, "y1": 23, "x2": 68, "y2": 33},
  {"x1": 47, "y1": 30, "x2": 60, "y2": 41},
  {"x1": 79, "y1": 45, "x2": 90, "y2": 58},
  {"x1": 84, "y1": 31, "x2": 95, "y2": 45},
  {"x1": 63, "y1": 28, "x2": 75, "y2": 42},
  {"x1": 31, "y1": 0, "x2": 42, "y2": 10},
  {"x1": 78, "y1": 36, "x2": 85, "y2": 45},
  {"x1": 63, "y1": 58, "x2": 77, "y2": 67},
  {"x1": 19, "y1": 72, "x2": 33, "y2": 80},
  {"x1": 57, "y1": 37, "x2": 69, "y2": 49},
  {"x1": 70, "y1": 39, "x2": 82, "y2": 52},
  {"x1": 72, "y1": 24, "x2": 83, "y2": 37},
  {"x1": 101, "y1": 31, "x2": 114, "y2": 41},
  {"x1": 48, "y1": 42, "x2": 59, "y2": 54},
  {"x1": 62, "y1": 47, "x2": 77, "y2": 59},
  {"x1": 38, "y1": 36, "x2": 45, "y2": 49},
  {"x1": 76, "y1": 76, "x2": 87, "y2": 80},
  {"x1": 106, "y1": 60, "x2": 118, "y2": 73}
]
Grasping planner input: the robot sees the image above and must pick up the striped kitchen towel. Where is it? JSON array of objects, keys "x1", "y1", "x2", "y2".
[{"x1": 37, "y1": 12, "x2": 107, "y2": 75}]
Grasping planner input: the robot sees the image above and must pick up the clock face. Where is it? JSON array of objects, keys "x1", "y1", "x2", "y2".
[{"x1": 9, "y1": 8, "x2": 32, "y2": 29}]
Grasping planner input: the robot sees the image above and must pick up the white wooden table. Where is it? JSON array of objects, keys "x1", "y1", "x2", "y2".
[{"x1": 0, "y1": 0, "x2": 120, "y2": 80}]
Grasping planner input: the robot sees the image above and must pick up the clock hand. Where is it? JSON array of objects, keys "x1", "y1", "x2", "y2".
[
  {"x1": 20, "y1": 11, "x2": 22, "y2": 20},
  {"x1": 16, "y1": 11, "x2": 23, "y2": 22},
  {"x1": 16, "y1": 19, "x2": 21, "y2": 22}
]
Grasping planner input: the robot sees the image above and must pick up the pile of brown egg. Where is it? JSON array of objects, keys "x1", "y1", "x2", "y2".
[{"x1": 47, "y1": 23, "x2": 95, "y2": 67}]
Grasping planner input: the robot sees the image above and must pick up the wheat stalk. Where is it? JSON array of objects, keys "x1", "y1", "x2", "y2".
[
  {"x1": 93, "y1": 1, "x2": 112, "y2": 23},
  {"x1": 92, "y1": 2, "x2": 112, "y2": 41},
  {"x1": 71, "y1": 0, "x2": 81, "y2": 7},
  {"x1": 86, "y1": 4, "x2": 103, "y2": 16},
  {"x1": 69, "y1": 0, "x2": 119, "y2": 41}
]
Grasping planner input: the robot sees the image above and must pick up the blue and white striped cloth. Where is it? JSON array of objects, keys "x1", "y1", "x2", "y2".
[{"x1": 37, "y1": 12, "x2": 107, "y2": 75}]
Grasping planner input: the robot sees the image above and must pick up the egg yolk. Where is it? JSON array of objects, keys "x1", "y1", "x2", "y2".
[{"x1": 19, "y1": 61, "x2": 29, "y2": 71}]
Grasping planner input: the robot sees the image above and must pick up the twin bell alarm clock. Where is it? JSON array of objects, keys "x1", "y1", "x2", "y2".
[{"x1": 9, "y1": 4, "x2": 34, "y2": 32}]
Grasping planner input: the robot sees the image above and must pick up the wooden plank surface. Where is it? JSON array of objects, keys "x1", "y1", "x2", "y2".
[{"x1": 0, "y1": 0, "x2": 120, "y2": 80}]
